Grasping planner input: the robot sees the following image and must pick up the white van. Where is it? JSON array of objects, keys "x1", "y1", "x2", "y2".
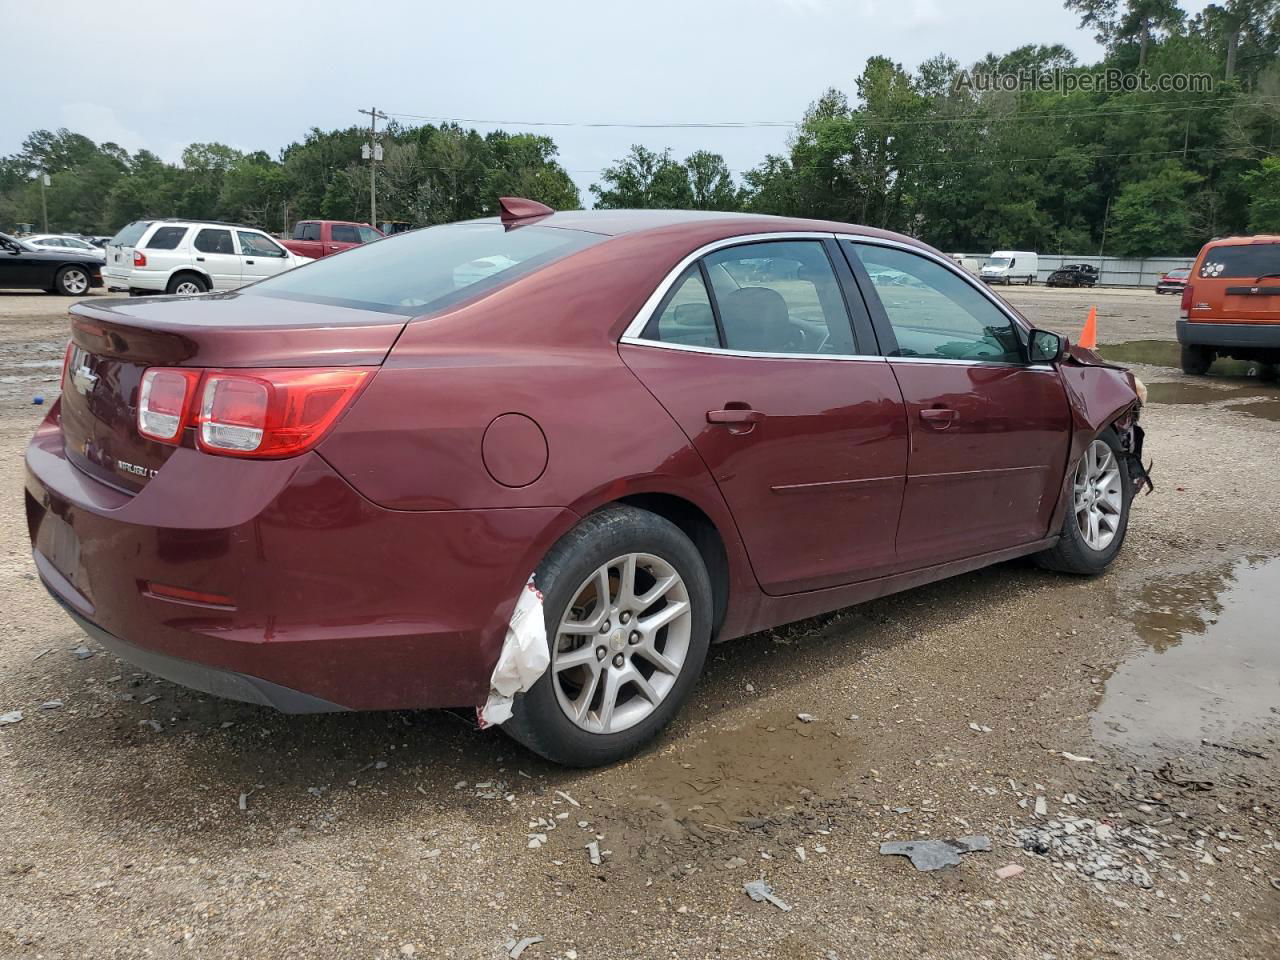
[{"x1": 979, "y1": 250, "x2": 1038, "y2": 286}]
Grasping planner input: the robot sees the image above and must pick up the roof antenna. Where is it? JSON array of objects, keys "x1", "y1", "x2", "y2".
[{"x1": 498, "y1": 197, "x2": 554, "y2": 223}]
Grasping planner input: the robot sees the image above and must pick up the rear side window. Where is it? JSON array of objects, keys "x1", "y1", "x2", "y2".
[
  {"x1": 1198, "y1": 244, "x2": 1280, "y2": 279},
  {"x1": 110, "y1": 221, "x2": 150, "y2": 247},
  {"x1": 244, "y1": 222, "x2": 603, "y2": 316},
  {"x1": 294, "y1": 223, "x2": 321, "y2": 242},
  {"x1": 194, "y1": 229, "x2": 233, "y2": 255},
  {"x1": 331, "y1": 224, "x2": 359, "y2": 243},
  {"x1": 641, "y1": 267, "x2": 719, "y2": 348},
  {"x1": 145, "y1": 226, "x2": 188, "y2": 250}
]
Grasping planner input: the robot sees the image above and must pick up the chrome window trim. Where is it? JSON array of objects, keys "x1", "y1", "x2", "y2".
[
  {"x1": 841, "y1": 234, "x2": 1034, "y2": 337},
  {"x1": 617, "y1": 336, "x2": 889, "y2": 363},
  {"x1": 619, "y1": 232, "x2": 867, "y2": 358}
]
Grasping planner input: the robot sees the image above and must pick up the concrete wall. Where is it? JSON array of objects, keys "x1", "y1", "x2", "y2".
[{"x1": 952, "y1": 254, "x2": 1196, "y2": 288}]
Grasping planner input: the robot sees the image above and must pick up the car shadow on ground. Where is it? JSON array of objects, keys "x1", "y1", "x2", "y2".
[{"x1": 15, "y1": 557, "x2": 1083, "y2": 845}]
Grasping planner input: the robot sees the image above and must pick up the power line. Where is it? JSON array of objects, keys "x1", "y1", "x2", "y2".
[{"x1": 383, "y1": 95, "x2": 1271, "y2": 132}]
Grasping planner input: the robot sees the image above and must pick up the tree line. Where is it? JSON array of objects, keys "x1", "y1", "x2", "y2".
[{"x1": 2, "y1": 0, "x2": 1277, "y2": 257}]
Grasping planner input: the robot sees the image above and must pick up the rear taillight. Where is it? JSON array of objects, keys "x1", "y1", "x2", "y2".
[
  {"x1": 138, "y1": 368, "x2": 202, "y2": 442},
  {"x1": 60, "y1": 341, "x2": 74, "y2": 393},
  {"x1": 133, "y1": 251, "x2": 147, "y2": 267},
  {"x1": 1180, "y1": 283, "x2": 1193, "y2": 318},
  {"x1": 135, "y1": 366, "x2": 372, "y2": 457}
]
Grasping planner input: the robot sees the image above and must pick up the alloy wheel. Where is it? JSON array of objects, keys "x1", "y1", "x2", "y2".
[
  {"x1": 1074, "y1": 439, "x2": 1123, "y2": 551},
  {"x1": 64, "y1": 270, "x2": 88, "y2": 294},
  {"x1": 175, "y1": 281, "x2": 202, "y2": 295},
  {"x1": 551, "y1": 553, "x2": 692, "y2": 734}
]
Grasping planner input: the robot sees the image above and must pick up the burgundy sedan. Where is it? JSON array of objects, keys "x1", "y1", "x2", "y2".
[{"x1": 25, "y1": 201, "x2": 1145, "y2": 766}]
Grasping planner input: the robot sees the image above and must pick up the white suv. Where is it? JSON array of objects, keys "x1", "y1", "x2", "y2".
[{"x1": 104, "y1": 220, "x2": 313, "y2": 295}]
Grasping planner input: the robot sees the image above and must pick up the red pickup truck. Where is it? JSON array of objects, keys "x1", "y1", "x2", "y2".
[{"x1": 281, "y1": 220, "x2": 383, "y2": 259}]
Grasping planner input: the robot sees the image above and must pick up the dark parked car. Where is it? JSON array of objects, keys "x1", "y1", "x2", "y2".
[
  {"x1": 1155, "y1": 267, "x2": 1191, "y2": 294},
  {"x1": 25, "y1": 201, "x2": 1146, "y2": 767},
  {"x1": 0, "y1": 231, "x2": 103, "y2": 295},
  {"x1": 1046, "y1": 263, "x2": 1099, "y2": 288}
]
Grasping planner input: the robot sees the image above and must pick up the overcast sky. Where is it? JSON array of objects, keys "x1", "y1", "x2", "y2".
[{"x1": 5, "y1": 0, "x2": 1211, "y2": 204}]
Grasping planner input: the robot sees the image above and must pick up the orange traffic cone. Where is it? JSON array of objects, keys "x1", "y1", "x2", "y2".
[{"x1": 1078, "y1": 306, "x2": 1098, "y2": 349}]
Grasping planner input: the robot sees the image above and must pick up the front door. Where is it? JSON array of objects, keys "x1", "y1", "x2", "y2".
[
  {"x1": 843, "y1": 240, "x2": 1071, "y2": 567},
  {"x1": 191, "y1": 227, "x2": 242, "y2": 290},
  {"x1": 236, "y1": 230, "x2": 291, "y2": 284},
  {"x1": 621, "y1": 238, "x2": 909, "y2": 595}
]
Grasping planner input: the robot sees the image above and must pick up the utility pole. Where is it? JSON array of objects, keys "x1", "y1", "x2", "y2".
[
  {"x1": 37, "y1": 171, "x2": 50, "y2": 232},
  {"x1": 358, "y1": 107, "x2": 387, "y2": 228}
]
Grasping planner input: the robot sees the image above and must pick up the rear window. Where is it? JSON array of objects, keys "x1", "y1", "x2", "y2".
[
  {"x1": 110, "y1": 221, "x2": 151, "y2": 247},
  {"x1": 1199, "y1": 243, "x2": 1280, "y2": 279},
  {"x1": 145, "y1": 226, "x2": 188, "y2": 250},
  {"x1": 244, "y1": 222, "x2": 603, "y2": 316}
]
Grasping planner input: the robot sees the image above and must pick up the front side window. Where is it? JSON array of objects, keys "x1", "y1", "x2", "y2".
[
  {"x1": 145, "y1": 226, "x2": 188, "y2": 250},
  {"x1": 849, "y1": 242, "x2": 1023, "y2": 363},
  {"x1": 238, "y1": 231, "x2": 285, "y2": 257},
  {"x1": 244, "y1": 222, "x2": 602, "y2": 316},
  {"x1": 357, "y1": 225, "x2": 380, "y2": 243},
  {"x1": 194, "y1": 229, "x2": 234, "y2": 255},
  {"x1": 330, "y1": 224, "x2": 359, "y2": 244}
]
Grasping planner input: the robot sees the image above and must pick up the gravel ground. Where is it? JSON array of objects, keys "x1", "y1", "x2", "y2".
[{"x1": 1, "y1": 286, "x2": 1277, "y2": 960}]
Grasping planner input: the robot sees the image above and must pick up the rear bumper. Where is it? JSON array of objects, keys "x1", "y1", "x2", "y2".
[
  {"x1": 1177, "y1": 319, "x2": 1280, "y2": 348},
  {"x1": 25, "y1": 403, "x2": 576, "y2": 711},
  {"x1": 45, "y1": 584, "x2": 346, "y2": 713}
]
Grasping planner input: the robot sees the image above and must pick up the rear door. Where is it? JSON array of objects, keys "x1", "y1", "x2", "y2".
[
  {"x1": 327, "y1": 223, "x2": 361, "y2": 256},
  {"x1": 843, "y1": 239, "x2": 1071, "y2": 567},
  {"x1": 1194, "y1": 240, "x2": 1280, "y2": 324},
  {"x1": 105, "y1": 220, "x2": 151, "y2": 284},
  {"x1": 290, "y1": 222, "x2": 323, "y2": 258},
  {"x1": 620, "y1": 236, "x2": 909, "y2": 595},
  {"x1": 236, "y1": 230, "x2": 292, "y2": 283},
  {"x1": 191, "y1": 228, "x2": 241, "y2": 289}
]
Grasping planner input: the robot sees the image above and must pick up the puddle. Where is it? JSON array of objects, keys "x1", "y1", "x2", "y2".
[
  {"x1": 593, "y1": 709, "x2": 861, "y2": 860},
  {"x1": 1228, "y1": 400, "x2": 1280, "y2": 422},
  {"x1": 1094, "y1": 557, "x2": 1280, "y2": 755},
  {"x1": 1098, "y1": 340, "x2": 1272, "y2": 379},
  {"x1": 1144, "y1": 381, "x2": 1280, "y2": 405}
]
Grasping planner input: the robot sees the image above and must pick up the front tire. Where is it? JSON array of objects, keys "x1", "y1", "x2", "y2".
[
  {"x1": 1180, "y1": 343, "x2": 1213, "y2": 375},
  {"x1": 1035, "y1": 429, "x2": 1132, "y2": 576},
  {"x1": 503, "y1": 505, "x2": 713, "y2": 767},
  {"x1": 53, "y1": 265, "x2": 90, "y2": 296}
]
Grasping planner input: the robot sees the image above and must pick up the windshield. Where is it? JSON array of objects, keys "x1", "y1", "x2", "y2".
[
  {"x1": 986, "y1": 257, "x2": 1011, "y2": 268},
  {"x1": 1167, "y1": 269, "x2": 1190, "y2": 278},
  {"x1": 244, "y1": 221, "x2": 603, "y2": 316},
  {"x1": 0, "y1": 232, "x2": 32, "y2": 251},
  {"x1": 1199, "y1": 243, "x2": 1280, "y2": 280}
]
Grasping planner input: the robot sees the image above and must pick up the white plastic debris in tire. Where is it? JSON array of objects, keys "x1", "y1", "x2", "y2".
[{"x1": 478, "y1": 576, "x2": 548, "y2": 727}]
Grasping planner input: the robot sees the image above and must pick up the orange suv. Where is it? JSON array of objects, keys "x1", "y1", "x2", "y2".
[{"x1": 1179, "y1": 235, "x2": 1280, "y2": 374}]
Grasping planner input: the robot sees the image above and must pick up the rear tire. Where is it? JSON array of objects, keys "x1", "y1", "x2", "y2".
[
  {"x1": 53, "y1": 265, "x2": 90, "y2": 296},
  {"x1": 1180, "y1": 343, "x2": 1213, "y2": 375},
  {"x1": 166, "y1": 272, "x2": 208, "y2": 295},
  {"x1": 502, "y1": 505, "x2": 713, "y2": 767},
  {"x1": 1035, "y1": 428, "x2": 1133, "y2": 576}
]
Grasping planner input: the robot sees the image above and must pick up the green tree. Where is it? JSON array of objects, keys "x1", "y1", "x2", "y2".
[
  {"x1": 1107, "y1": 162, "x2": 1203, "y2": 255},
  {"x1": 1242, "y1": 156, "x2": 1280, "y2": 230},
  {"x1": 591, "y1": 145, "x2": 692, "y2": 208}
]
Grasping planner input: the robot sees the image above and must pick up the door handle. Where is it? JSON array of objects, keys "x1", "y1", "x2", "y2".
[
  {"x1": 707, "y1": 408, "x2": 765, "y2": 425},
  {"x1": 919, "y1": 407, "x2": 958, "y2": 428},
  {"x1": 195, "y1": 256, "x2": 205, "y2": 262},
  {"x1": 245, "y1": 259, "x2": 255, "y2": 265}
]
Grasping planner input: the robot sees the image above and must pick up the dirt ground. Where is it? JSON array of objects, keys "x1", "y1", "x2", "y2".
[{"x1": 0, "y1": 286, "x2": 1277, "y2": 960}]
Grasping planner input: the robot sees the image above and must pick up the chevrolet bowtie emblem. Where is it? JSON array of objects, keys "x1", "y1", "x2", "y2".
[{"x1": 71, "y1": 364, "x2": 98, "y2": 396}]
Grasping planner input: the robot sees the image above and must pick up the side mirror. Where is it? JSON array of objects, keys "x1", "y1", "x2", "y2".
[{"x1": 1029, "y1": 329, "x2": 1067, "y2": 364}]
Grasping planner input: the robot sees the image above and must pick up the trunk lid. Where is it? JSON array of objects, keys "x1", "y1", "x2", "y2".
[
  {"x1": 61, "y1": 292, "x2": 405, "y2": 493},
  {"x1": 104, "y1": 220, "x2": 151, "y2": 283}
]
